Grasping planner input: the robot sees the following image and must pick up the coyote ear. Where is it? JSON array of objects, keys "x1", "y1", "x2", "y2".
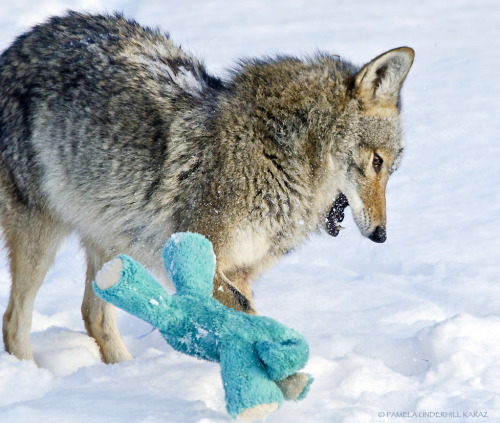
[{"x1": 355, "y1": 47, "x2": 414, "y2": 113}]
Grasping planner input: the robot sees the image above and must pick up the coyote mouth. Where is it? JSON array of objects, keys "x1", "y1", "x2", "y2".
[{"x1": 326, "y1": 193, "x2": 349, "y2": 237}]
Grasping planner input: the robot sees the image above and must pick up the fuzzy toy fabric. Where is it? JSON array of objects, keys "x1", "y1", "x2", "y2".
[{"x1": 93, "y1": 232, "x2": 313, "y2": 421}]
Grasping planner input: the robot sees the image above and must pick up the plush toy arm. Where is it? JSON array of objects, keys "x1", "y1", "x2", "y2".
[
  {"x1": 162, "y1": 232, "x2": 216, "y2": 297},
  {"x1": 220, "y1": 344, "x2": 284, "y2": 420},
  {"x1": 255, "y1": 336, "x2": 309, "y2": 381},
  {"x1": 93, "y1": 255, "x2": 172, "y2": 332},
  {"x1": 255, "y1": 336, "x2": 313, "y2": 401},
  {"x1": 275, "y1": 372, "x2": 313, "y2": 401}
]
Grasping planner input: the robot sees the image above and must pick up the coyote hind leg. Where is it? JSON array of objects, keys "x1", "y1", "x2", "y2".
[{"x1": 2, "y1": 209, "x2": 69, "y2": 360}]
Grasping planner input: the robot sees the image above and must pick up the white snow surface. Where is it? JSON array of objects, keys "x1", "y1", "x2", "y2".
[{"x1": 1, "y1": 1, "x2": 499, "y2": 422}]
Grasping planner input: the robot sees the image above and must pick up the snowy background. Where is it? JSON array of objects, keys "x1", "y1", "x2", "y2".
[{"x1": 1, "y1": 0, "x2": 499, "y2": 422}]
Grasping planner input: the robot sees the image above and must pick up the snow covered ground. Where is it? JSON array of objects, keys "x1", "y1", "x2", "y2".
[{"x1": 1, "y1": 0, "x2": 499, "y2": 422}]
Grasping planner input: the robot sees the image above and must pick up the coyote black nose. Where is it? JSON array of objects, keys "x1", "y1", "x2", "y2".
[{"x1": 369, "y1": 226, "x2": 386, "y2": 243}]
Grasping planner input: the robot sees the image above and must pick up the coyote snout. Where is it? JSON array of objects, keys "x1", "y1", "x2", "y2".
[
  {"x1": 345, "y1": 155, "x2": 390, "y2": 244},
  {"x1": 348, "y1": 186, "x2": 388, "y2": 244},
  {"x1": 369, "y1": 226, "x2": 386, "y2": 243}
]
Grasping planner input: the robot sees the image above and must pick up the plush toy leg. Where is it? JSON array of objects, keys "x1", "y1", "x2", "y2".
[
  {"x1": 95, "y1": 258, "x2": 124, "y2": 290},
  {"x1": 93, "y1": 255, "x2": 173, "y2": 332},
  {"x1": 276, "y1": 372, "x2": 314, "y2": 401},
  {"x1": 237, "y1": 404, "x2": 279, "y2": 421},
  {"x1": 220, "y1": 345, "x2": 284, "y2": 420}
]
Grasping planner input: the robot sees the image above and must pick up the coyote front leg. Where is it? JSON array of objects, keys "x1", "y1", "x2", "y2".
[{"x1": 81, "y1": 241, "x2": 133, "y2": 363}]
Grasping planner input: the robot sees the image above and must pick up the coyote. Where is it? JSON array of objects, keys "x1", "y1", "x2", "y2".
[{"x1": 0, "y1": 12, "x2": 414, "y2": 363}]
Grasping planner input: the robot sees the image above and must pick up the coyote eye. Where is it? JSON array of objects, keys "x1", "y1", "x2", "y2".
[{"x1": 372, "y1": 153, "x2": 383, "y2": 173}]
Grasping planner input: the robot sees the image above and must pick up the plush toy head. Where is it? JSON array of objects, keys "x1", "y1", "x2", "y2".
[
  {"x1": 94, "y1": 232, "x2": 313, "y2": 421},
  {"x1": 162, "y1": 232, "x2": 216, "y2": 297}
]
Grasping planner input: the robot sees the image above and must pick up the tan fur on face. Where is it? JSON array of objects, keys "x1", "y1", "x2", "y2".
[{"x1": 359, "y1": 171, "x2": 388, "y2": 230}]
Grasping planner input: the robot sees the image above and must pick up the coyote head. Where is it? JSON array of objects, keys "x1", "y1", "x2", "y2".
[
  {"x1": 333, "y1": 47, "x2": 414, "y2": 243},
  {"x1": 219, "y1": 46, "x2": 413, "y2": 246}
]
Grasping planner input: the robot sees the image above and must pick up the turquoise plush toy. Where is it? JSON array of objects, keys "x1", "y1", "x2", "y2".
[{"x1": 93, "y1": 232, "x2": 313, "y2": 421}]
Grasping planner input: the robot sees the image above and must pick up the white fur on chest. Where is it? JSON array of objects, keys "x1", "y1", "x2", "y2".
[{"x1": 227, "y1": 226, "x2": 270, "y2": 268}]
